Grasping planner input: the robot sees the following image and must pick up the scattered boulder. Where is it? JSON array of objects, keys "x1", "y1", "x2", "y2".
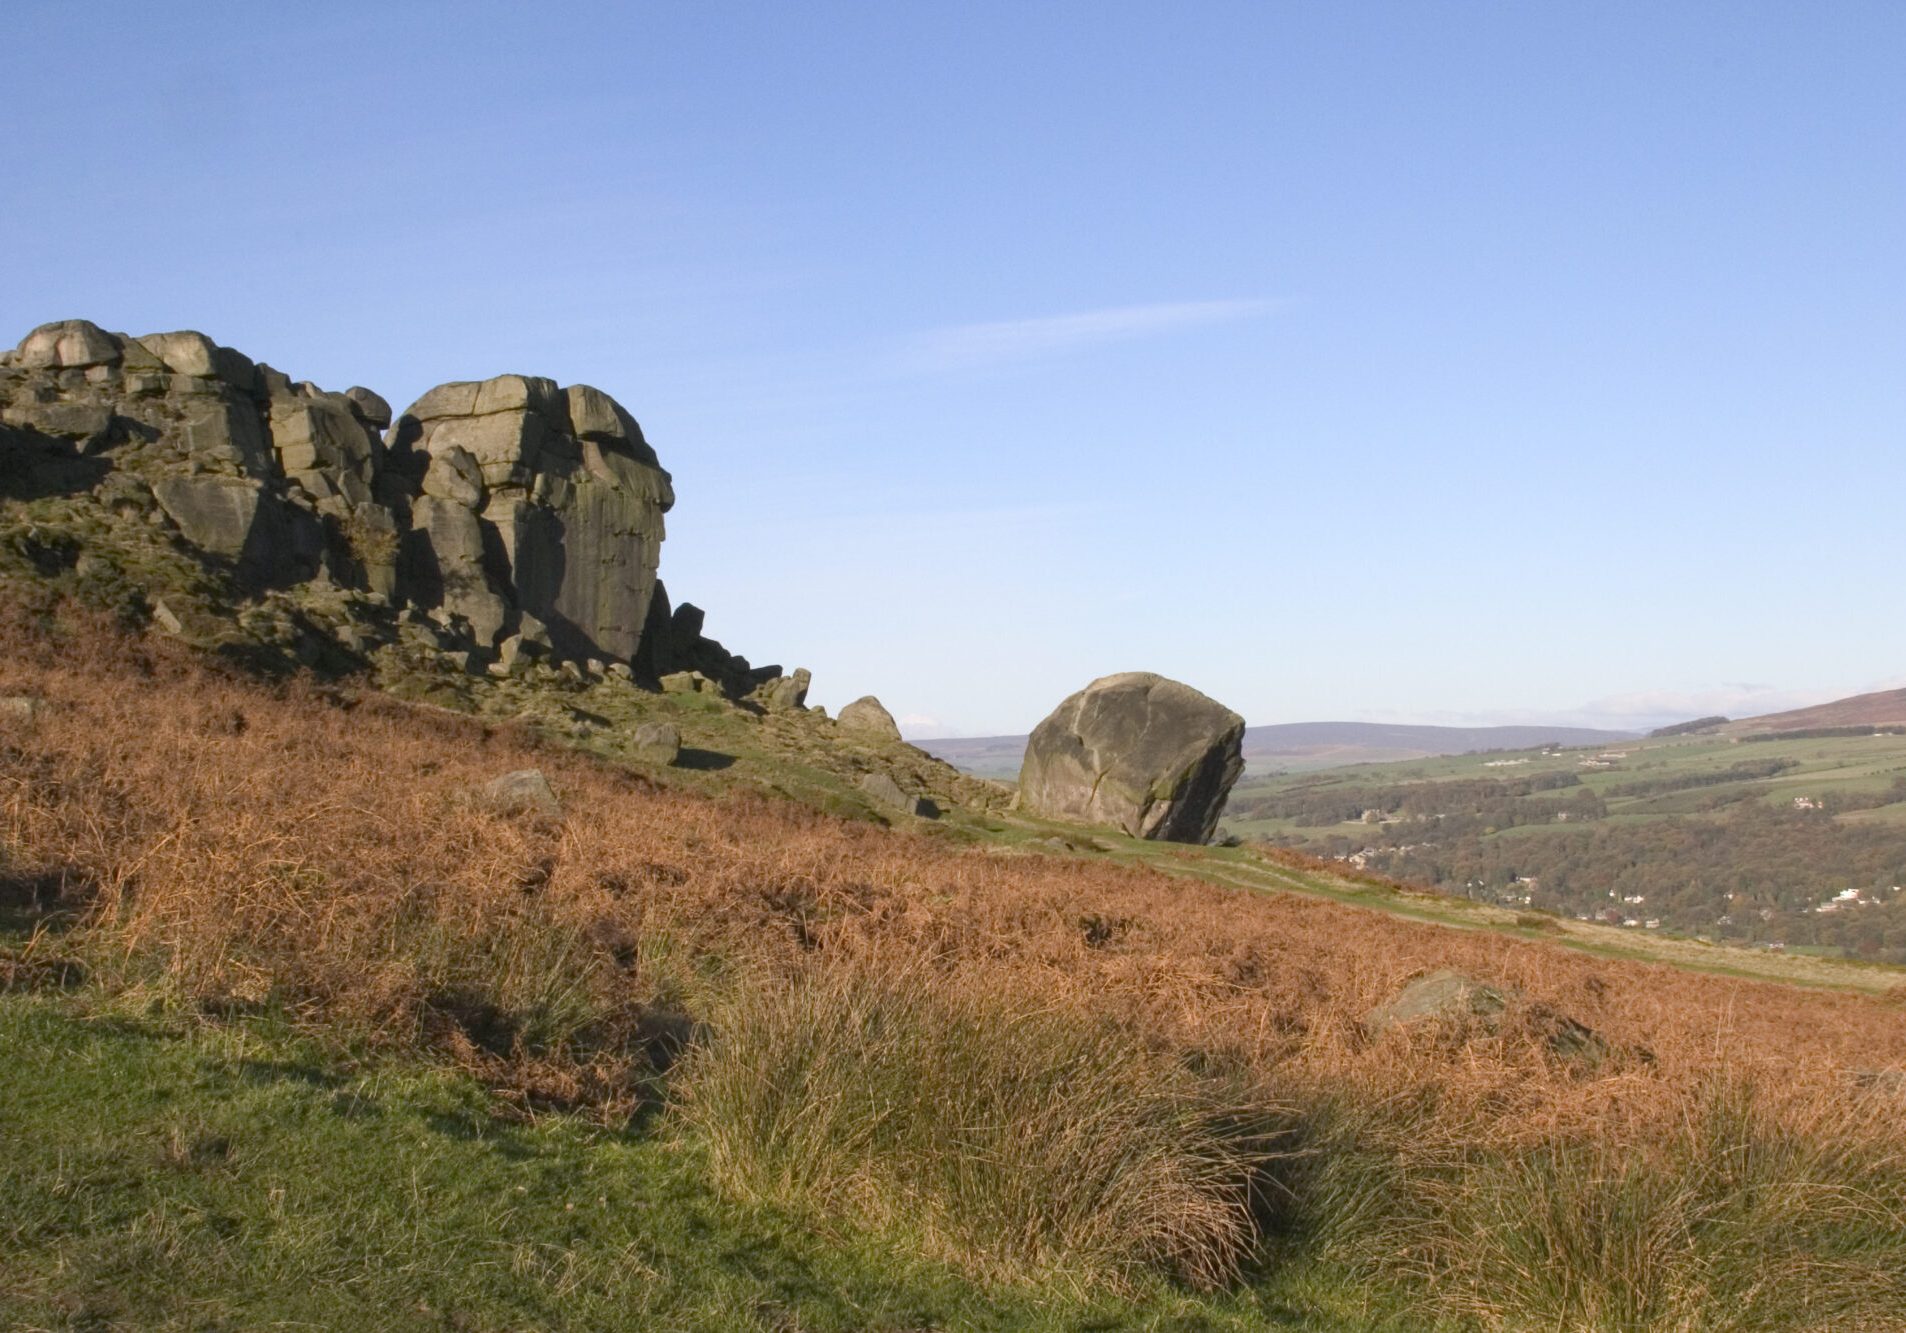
[
  {"x1": 1016, "y1": 672, "x2": 1244, "y2": 843},
  {"x1": 859, "y1": 771, "x2": 935, "y2": 819},
  {"x1": 150, "y1": 598, "x2": 185, "y2": 635},
  {"x1": 632, "y1": 721, "x2": 682, "y2": 766},
  {"x1": 838, "y1": 695, "x2": 901, "y2": 740},
  {"x1": 1362, "y1": 969, "x2": 1608, "y2": 1065},
  {"x1": 480, "y1": 769, "x2": 562, "y2": 818},
  {"x1": 629, "y1": 583, "x2": 787, "y2": 698},
  {"x1": 754, "y1": 667, "x2": 811, "y2": 712}
]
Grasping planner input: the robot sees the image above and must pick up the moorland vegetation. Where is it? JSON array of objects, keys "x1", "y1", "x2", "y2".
[{"x1": 5, "y1": 602, "x2": 1906, "y2": 1330}]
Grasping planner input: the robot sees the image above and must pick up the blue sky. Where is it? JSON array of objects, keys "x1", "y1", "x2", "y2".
[{"x1": 5, "y1": 2, "x2": 1902, "y2": 735}]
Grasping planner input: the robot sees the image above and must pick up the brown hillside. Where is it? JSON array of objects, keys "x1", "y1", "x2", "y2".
[
  {"x1": 4, "y1": 604, "x2": 1903, "y2": 1112},
  {"x1": 1725, "y1": 685, "x2": 1906, "y2": 734},
  {"x1": 8, "y1": 602, "x2": 1906, "y2": 1317}
]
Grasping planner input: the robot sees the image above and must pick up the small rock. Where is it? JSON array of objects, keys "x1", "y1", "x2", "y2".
[
  {"x1": 632, "y1": 721, "x2": 682, "y2": 766},
  {"x1": 517, "y1": 613, "x2": 552, "y2": 650},
  {"x1": 488, "y1": 634, "x2": 533, "y2": 677},
  {"x1": 606, "y1": 662, "x2": 634, "y2": 681},
  {"x1": 837, "y1": 695, "x2": 902, "y2": 740},
  {"x1": 481, "y1": 769, "x2": 562, "y2": 818},
  {"x1": 859, "y1": 772, "x2": 935, "y2": 819},
  {"x1": 1362, "y1": 971, "x2": 1508, "y2": 1037},
  {"x1": 660, "y1": 670, "x2": 710, "y2": 695},
  {"x1": 559, "y1": 660, "x2": 584, "y2": 682},
  {"x1": 0, "y1": 696, "x2": 45, "y2": 724},
  {"x1": 151, "y1": 599, "x2": 185, "y2": 635},
  {"x1": 1362, "y1": 969, "x2": 1607, "y2": 1065}
]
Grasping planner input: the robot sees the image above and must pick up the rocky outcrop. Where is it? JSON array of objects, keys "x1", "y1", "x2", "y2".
[
  {"x1": 859, "y1": 771, "x2": 935, "y2": 819},
  {"x1": 1017, "y1": 672, "x2": 1244, "y2": 843},
  {"x1": 389, "y1": 375, "x2": 672, "y2": 663},
  {"x1": 632, "y1": 721, "x2": 682, "y2": 766},
  {"x1": 480, "y1": 769, "x2": 562, "y2": 818},
  {"x1": 1, "y1": 320, "x2": 330, "y2": 589},
  {"x1": 0, "y1": 318, "x2": 802, "y2": 690},
  {"x1": 838, "y1": 695, "x2": 902, "y2": 740}
]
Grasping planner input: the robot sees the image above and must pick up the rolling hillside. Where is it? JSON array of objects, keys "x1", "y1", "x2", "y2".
[
  {"x1": 5, "y1": 601, "x2": 1906, "y2": 1330},
  {"x1": 1723, "y1": 686, "x2": 1906, "y2": 735},
  {"x1": 922, "y1": 720, "x2": 1635, "y2": 780},
  {"x1": 1225, "y1": 723, "x2": 1906, "y2": 962}
]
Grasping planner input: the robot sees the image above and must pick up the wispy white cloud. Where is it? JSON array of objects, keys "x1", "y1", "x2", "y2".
[
  {"x1": 900, "y1": 299, "x2": 1273, "y2": 373},
  {"x1": 1570, "y1": 684, "x2": 1832, "y2": 726},
  {"x1": 895, "y1": 712, "x2": 955, "y2": 739}
]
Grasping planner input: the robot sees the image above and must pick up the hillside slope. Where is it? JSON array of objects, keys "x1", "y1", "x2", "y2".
[
  {"x1": 1226, "y1": 725, "x2": 1906, "y2": 963},
  {"x1": 4, "y1": 605, "x2": 1906, "y2": 1328},
  {"x1": 924, "y1": 720, "x2": 1635, "y2": 779},
  {"x1": 1724, "y1": 686, "x2": 1906, "y2": 734}
]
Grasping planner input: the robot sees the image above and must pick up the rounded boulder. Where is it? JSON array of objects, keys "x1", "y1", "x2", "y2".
[{"x1": 1016, "y1": 672, "x2": 1244, "y2": 844}]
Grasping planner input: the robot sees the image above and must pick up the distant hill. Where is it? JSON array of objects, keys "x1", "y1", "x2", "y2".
[
  {"x1": 918, "y1": 721, "x2": 1638, "y2": 780},
  {"x1": 1723, "y1": 687, "x2": 1906, "y2": 736}
]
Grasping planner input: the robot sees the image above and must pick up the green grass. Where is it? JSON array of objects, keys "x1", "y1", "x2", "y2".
[
  {"x1": 677, "y1": 962, "x2": 1281, "y2": 1293},
  {"x1": 0, "y1": 990, "x2": 1418, "y2": 1332}
]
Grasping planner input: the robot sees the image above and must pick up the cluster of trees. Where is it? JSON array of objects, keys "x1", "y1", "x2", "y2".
[
  {"x1": 1739, "y1": 725, "x2": 1906, "y2": 743},
  {"x1": 1603, "y1": 758, "x2": 1796, "y2": 798},
  {"x1": 1649, "y1": 716, "x2": 1729, "y2": 737},
  {"x1": 1233, "y1": 771, "x2": 1584, "y2": 828},
  {"x1": 1361, "y1": 807, "x2": 1906, "y2": 962}
]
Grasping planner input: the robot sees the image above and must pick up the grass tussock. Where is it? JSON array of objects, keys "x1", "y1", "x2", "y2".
[
  {"x1": 677, "y1": 959, "x2": 1280, "y2": 1290},
  {"x1": 1289, "y1": 1077, "x2": 1906, "y2": 1332},
  {"x1": 6, "y1": 601, "x2": 1906, "y2": 1318}
]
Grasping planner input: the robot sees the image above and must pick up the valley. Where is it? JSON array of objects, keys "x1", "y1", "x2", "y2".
[{"x1": 1224, "y1": 725, "x2": 1906, "y2": 963}]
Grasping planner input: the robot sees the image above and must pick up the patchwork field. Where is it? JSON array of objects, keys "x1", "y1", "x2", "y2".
[{"x1": 1223, "y1": 727, "x2": 1906, "y2": 962}]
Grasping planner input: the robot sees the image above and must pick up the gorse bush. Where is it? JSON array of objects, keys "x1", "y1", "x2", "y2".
[{"x1": 675, "y1": 960, "x2": 1281, "y2": 1290}]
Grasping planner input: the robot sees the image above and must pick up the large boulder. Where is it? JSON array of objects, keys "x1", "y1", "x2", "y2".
[
  {"x1": 837, "y1": 695, "x2": 901, "y2": 740},
  {"x1": 1017, "y1": 672, "x2": 1244, "y2": 843},
  {"x1": 16, "y1": 319, "x2": 122, "y2": 370},
  {"x1": 393, "y1": 374, "x2": 673, "y2": 660},
  {"x1": 149, "y1": 475, "x2": 316, "y2": 587}
]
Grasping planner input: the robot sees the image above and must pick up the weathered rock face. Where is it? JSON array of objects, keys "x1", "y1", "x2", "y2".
[
  {"x1": 1, "y1": 318, "x2": 806, "y2": 690},
  {"x1": 838, "y1": 695, "x2": 902, "y2": 740},
  {"x1": 390, "y1": 374, "x2": 673, "y2": 661},
  {"x1": 859, "y1": 771, "x2": 935, "y2": 819},
  {"x1": 1016, "y1": 672, "x2": 1244, "y2": 843}
]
